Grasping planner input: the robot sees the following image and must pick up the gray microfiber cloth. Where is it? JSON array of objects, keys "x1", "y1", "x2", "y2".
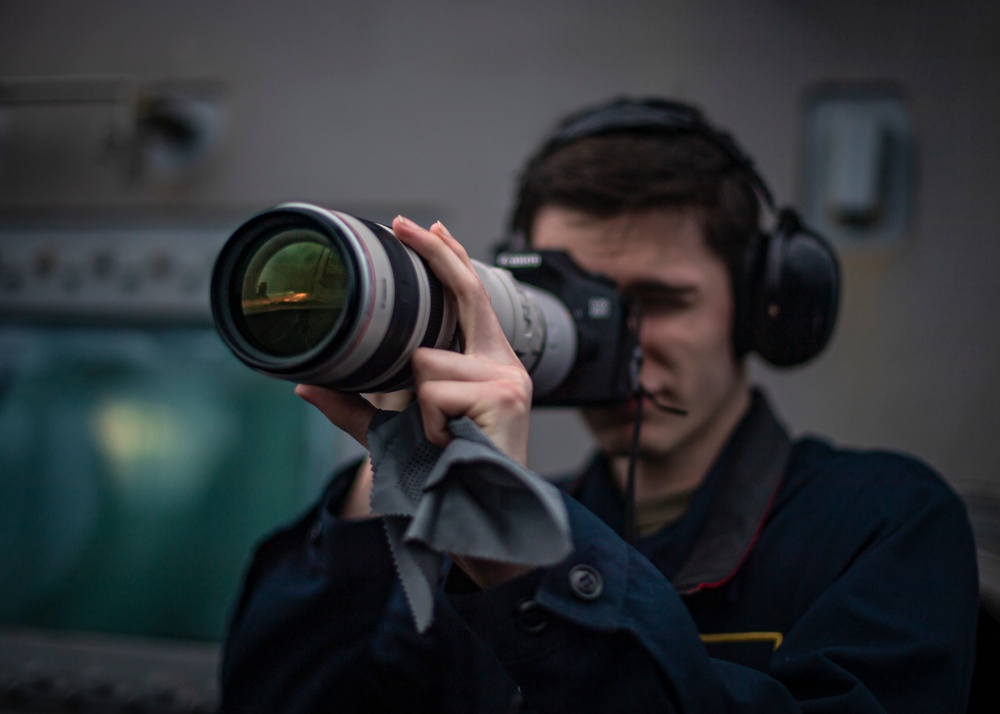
[{"x1": 367, "y1": 403, "x2": 572, "y2": 633}]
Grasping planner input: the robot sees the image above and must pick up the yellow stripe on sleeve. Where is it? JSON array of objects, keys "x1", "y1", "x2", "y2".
[{"x1": 699, "y1": 631, "x2": 784, "y2": 651}]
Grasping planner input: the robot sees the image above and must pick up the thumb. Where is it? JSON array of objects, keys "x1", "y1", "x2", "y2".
[{"x1": 294, "y1": 384, "x2": 378, "y2": 448}]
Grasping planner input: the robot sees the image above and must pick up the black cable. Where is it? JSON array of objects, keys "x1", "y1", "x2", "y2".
[
  {"x1": 623, "y1": 382, "x2": 643, "y2": 543},
  {"x1": 621, "y1": 312, "x2": 688, "y2": 544},
  {"x1": 623, "y1": 339, "x2": 645, "y2": 544}
]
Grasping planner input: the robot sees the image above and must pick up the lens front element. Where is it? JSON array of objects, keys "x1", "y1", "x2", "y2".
[
  {"x1": 239, "y1": 229, "x2": 351, "y2": 357},
  {"x1": 212, "y1": 205, "x2": 462, "y2": 393}
]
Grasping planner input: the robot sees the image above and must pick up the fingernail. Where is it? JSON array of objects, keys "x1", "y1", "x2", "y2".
[
  {"x1": 433, "y1": 220, "x2": 454, "y2": 238},
  {"x1": 396, "y1": 214, "x2": 417, "y2": 229}
]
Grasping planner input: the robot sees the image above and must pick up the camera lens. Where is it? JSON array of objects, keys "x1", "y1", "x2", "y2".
[
  {"x1": 212, "y1": 204, "x2": 459, "y2": 393},
  {"x1": 211, "y1": 204, "x2": 607, "y2": 403},
  {"x1": 238, "y1": 228, "x2": 351, "y2": 357}
]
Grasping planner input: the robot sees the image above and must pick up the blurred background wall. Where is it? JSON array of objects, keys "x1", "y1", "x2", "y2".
[{"x1": 1, "y1": 0, "x2": 997, "y2": 487}]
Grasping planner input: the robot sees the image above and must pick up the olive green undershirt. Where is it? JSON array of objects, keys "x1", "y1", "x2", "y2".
[{"x1": 635, "y1": 487, "x2": 698, "y2": 538}]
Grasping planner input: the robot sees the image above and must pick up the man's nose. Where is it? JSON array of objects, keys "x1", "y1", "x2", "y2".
[{"x1": 636, "y1": 315, "x2": 660, "y2": 356}]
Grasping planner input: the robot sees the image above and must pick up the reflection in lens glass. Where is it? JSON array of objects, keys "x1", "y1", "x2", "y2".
[{"x1": 239, "y1": 229, "x2": 350, "y2": 356}]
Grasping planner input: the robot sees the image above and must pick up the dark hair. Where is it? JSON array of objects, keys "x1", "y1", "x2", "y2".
[{"x1": 509, "y1": 128, "x2": 763, "y2": 282}]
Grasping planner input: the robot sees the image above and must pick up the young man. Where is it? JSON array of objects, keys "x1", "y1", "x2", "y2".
[{"x1": 220, "y1": 98, "x2": 978, "y2": 712}]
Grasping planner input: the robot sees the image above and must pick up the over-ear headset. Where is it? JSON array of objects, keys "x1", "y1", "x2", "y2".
[{"x1": 504, "y1": 96, "x2": 840, "y2": 368}]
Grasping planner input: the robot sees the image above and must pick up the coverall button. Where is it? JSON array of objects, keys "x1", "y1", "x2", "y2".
[
  {"x1": 568, "y1": 564, "x2": 603, "y2": 601},
  {"x1": 515, "y1": 599, "x2": 548, "y2": 634}
]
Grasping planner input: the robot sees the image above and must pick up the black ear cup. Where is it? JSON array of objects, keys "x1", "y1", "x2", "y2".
[{"x1": 738, "y1": 209, "x2": 840, "y2": 367}]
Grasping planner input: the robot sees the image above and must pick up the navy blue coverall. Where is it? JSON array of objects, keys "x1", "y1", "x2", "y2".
[{"x1": 220, "y1": 392, "x2": 978, "y2": 712}]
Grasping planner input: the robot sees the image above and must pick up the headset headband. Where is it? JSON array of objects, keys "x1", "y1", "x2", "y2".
[{"x1": 534, "y1": 97, "x2": 776, "y2": 210}]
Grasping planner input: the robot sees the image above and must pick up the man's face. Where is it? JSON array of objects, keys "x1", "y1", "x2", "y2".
[{"x1": 531, "y1": 205, "x2": 749, "y2": 461}]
